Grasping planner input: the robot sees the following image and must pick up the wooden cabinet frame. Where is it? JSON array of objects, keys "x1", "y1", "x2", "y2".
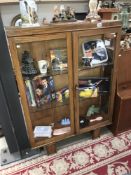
[
  {"x1": 6, "y1": 21, "x2": 121, "y2": 151},
  {"x1": 73, "y1": 28, "x2": 121, "y2": 134},
  {"x1": 8, "y1": 32, "x2": 74, "y2": 148}
]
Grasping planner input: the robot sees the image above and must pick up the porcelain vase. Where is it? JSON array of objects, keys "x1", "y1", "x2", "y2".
[{"x1": 19, "y1": 0, "x2": 39, "y2": 27}]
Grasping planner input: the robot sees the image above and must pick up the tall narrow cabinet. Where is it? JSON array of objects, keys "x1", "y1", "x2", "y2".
[
  {"x1": 6, "y1": 21, "x2": 121, "y2": 152},
  {"x1": 112, "y1": 49, "x2": 131, "y2": 134}
]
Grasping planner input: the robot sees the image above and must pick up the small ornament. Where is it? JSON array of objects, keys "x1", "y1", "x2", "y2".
[
  {"x1": 86, "y1": 105, "x2": 100, "y2": 117},
  {"x1": 79, "y1": 116, "x2": 89, "y2": 128},
  {"x1": 52, "y1": 5, "x2": 76, "y2": 23},
  {"x1": 120, "y1": 34, "x2": 131, "y2": 49},
  {"x1": 60, "y1": 4, "x2": 66, "y2": 20},
  {"x1": 65, "y1": 6, "x2": 75, "y2": 20},
  {"x1": 52, "y1": 5, "x2": 60, "y2": 22},
  {"x1": 97, "y1": 1, "x2": 102, "y2": 11},
  {"x1": 60, "y1": 117, "x2": 70, "y2": 126},
  {"x1": 54, "y1": 5, "x2": 60, "y2": 17}
]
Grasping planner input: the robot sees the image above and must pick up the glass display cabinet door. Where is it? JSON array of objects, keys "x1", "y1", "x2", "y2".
[
  {"x1": 73, "y1": 29, "x2": 119, "y2": 134},
  {"x1": 10, "y1": 33, "x2": 74, "y2": 147}
]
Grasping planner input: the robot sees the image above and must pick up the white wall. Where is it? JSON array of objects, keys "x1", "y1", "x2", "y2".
[
  {"x1": 0, "y1": 0, "x2": 130, "y2": 26},
  {"x1": 0, "y1": 2, "x2": 88, "y2": 26}
]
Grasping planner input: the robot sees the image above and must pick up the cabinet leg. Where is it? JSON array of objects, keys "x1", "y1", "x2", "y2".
[
  {"x1": 92, "y1": 128, "x2": 101, "y2": 139},
  {"x1": 45, "y1": 143, "x2": 57, "y2": 155}
]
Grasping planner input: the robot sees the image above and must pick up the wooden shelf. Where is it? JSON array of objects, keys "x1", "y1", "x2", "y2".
[
  {"x1": 79, "y1": 119, "x2": 111, "y2": 134},
  {"x1": 79, "y1": 62, "x2": 113, "y2": 71},
  {"x1": 29, "y1": 100, "x2": 69, "y2": 113}
]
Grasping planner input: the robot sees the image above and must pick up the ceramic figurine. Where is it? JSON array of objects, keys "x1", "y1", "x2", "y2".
[
  {"x1": 97, "y1": 1, "x2": 102, "y2": 11},
  {"x1": 125, "y1": 35, "x2": 130, "y2": 49},
  {"x1": 86, "y1": 0, "x2": 101, "y2": 22},
  {"x1": 89, "y1": 0, "x2": 98, "y2": 15},
  {"x1": 60, "y1": 118, "x2": 70, "y2": 126},
  {"x1": 52, "y1": 5, "x2": 60, "y2": 22},
  {"x1": 65, "y1": 6, "x2": 75, "y2": 20},
  {"x1": 19, "y1": 0, "x2": 39, "y2": 27},
  {"x1": 60, "y1": 4, "x2": 66, "y2": 20},
  {"x1": 54, "y1": 5, "x2": 60, "y2": 17},
  {"x1": 120, "y1": 40, "x2": 126, "y2": 49},
  {"x1": 120, "y1": 35, "x2": 131, "y2": 49},
  {"x1": 86, "y1": 105, "x2": 100, "y2": 117},
  {"x1": 52, "y1": 5, "x2": 76, "y2": 23}
]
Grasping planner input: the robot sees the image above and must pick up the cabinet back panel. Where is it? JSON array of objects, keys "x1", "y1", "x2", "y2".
[
  {"x1": 79, "y1": 68, "x2": 101, "y2": 77},
  {"x1": 117, "y1": 49, "x2": 131, "y2": 86},
  {"x1": 31, "y1": 105, "x2": 70, "y2": 126},
  {"x1": 54, "y1": 74, "x2": 69, "y2": 90},
  {"x1": 79, "y1": 98, "x2": 99, "y2": 116},
  {"x1": 118, "y1": 98, "x2": 131, "y2": 132},
  {"x1": 16, "y1": 40, "x2": 67, "y2": 64}
]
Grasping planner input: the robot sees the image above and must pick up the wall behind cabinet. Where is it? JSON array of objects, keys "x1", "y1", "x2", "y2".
[
  {"x1": 0, "y1": 0, "x2": 130, "y2": 26},
  {"x1": 0, "y1": 2, "x2": 87, "y2": 26}
]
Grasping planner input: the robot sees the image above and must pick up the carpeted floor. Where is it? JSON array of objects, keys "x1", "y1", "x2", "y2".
[{"x1": 0, "y1": 130, "x2": 131, "y2": 175}]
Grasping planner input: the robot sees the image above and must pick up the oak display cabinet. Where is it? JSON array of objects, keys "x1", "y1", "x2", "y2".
[{"x1": 6, "y1": 21, "x2": 121, "y2": 153}]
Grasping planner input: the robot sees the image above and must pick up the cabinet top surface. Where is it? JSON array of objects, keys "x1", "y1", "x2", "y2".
[{"x1": 5, "y1": 20, "x2": 121, "y2": 37}]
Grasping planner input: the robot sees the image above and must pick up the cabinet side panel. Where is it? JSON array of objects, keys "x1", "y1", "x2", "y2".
[{"x1": 0, "y1": 15, "x2": 30, "y2": 151}]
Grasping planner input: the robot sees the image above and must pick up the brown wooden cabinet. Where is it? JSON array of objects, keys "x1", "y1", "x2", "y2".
[
  {"x1": 6, "y1": 21, "x2": 121, "y2": 153},
  {"x1": 98, "y1": 8, "x2": 119, "y2": 20},
  {"x1": 111, "y1": 49, "x2": 131, "y2": 135}
]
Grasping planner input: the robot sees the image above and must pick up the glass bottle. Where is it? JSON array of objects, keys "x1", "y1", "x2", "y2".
[{"x1": 119, "y1": 5, "x2": 129, "y2": 29}]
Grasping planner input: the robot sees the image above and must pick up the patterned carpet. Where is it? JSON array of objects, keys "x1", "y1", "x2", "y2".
[{"x1": 0, "y1": 130, "x2": 131, "y2": 175}]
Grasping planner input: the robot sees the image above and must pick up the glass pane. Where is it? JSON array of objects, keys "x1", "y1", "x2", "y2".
[
  {"x1": 77, "y1": 33, "x2": 116, "y2": 129},
  {"x1": 16, "y1": 38, "x2": 72, "y2": 140}
]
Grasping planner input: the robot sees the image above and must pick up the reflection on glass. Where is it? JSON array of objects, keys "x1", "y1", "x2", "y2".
[
  {"x1": 16, "y1": 38, "x2": 72, "y2": 139},
  {"x1": 82, "y1": 39, "x2": 108, "y2": 67},
  {"x1": 50, "y1": 48, "x2": 68, "y2": 71},
  {"x1": 78, "y1": 34, "x2": 115, "y2": 129}
]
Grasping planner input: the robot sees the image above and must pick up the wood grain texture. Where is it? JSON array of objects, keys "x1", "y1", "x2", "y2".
[{"x1": 6, "y1": 21, "x2": 121, "y2": 37}]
